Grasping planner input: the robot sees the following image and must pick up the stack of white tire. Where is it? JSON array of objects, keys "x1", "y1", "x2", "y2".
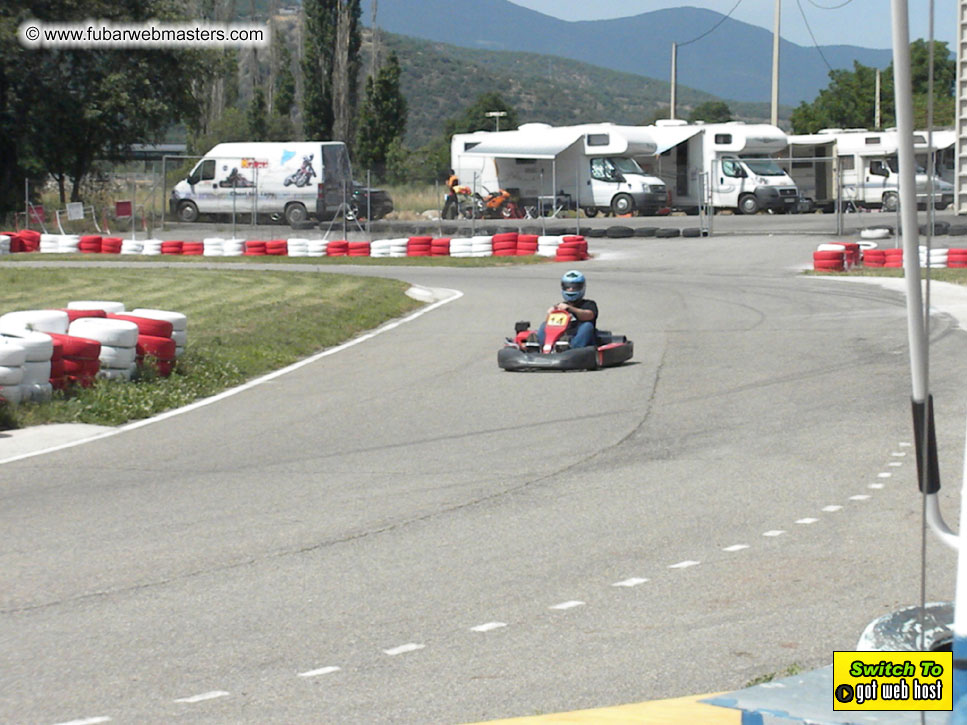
[
  {"x1": 203, "y1": 237, "x2": 225, "y2": 257},
  {"x1": 920, "y1": 246, "x2": 949, "y2": 268},
  {"x1": 0, "y1": 337, "x2": 27, "y2": 405},
  {"x1": 223, "y1": 238, "x2": 245, "y2": 256},
  {"x1": 537, "y1": 236, "x2": 563, "y2": 257},
  {"x1": 68, "y1": 317, "x2": 139, "y2": 381},
  {"x1": 142, "y1": 239, "x2": 163, "y2": 256},
  {"x1": 67, "y1": 300, "x2": 126, "y2": 315},
  {"x1": 448, "y1": 237, "x2": 473, "y2": 258},
  {"x1": 307, "y1": 239, "x2": 329, "y2": 257},
  {"x1": 471, "y1": 235, "x2": 493, "y2": 257},
  {"x1": 121, "y1": 239, "x2": 143, "y2": 255},
  {"x1": 0, "y1": 234, "x2": 10, "y2": 255},
  {"x1": 0, "y1": 310, "x2": 63, "y2": 403},
  {"x1": 287, "y1": 238, "x2": 310, "y2": 257},
  {"x1": 40, "y1": 234, "x2": 61, "y2": 253},
  {"x1": 131, "y1": 308, "x2": 187, "y2": 357}
]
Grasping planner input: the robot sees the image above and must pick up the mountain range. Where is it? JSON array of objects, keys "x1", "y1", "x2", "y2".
[{"x1": 360, "y1": 0, "x2": 895, "y2": 106}]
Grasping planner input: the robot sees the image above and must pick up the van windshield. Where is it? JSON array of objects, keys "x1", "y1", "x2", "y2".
[
  {"x1": 743, "y1": 159, "x2": 786, "y2": 176},
  {"x1": 611, "y1": 157, "x2": 645, "y2": 175}
]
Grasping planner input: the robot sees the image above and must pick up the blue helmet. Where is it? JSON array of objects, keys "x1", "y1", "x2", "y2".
[{"x1": 561, "y1": 270, "x2": 586, "y2": 302}]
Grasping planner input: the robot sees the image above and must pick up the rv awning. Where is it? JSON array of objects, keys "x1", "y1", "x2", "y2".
[
  {"x1": 652, "y1": 126, "x2": 702, "y2": 155},
  {"x1": 462, "y1": 129, "x2": 582, "y2": 159}
]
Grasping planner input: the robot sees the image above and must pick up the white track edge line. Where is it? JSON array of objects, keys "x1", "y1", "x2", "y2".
[{"x1": 0, "y1": 287, "x2": 463, "y2": 466}]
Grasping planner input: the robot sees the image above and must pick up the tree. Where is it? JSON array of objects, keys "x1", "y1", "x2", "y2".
[
  {"x1": 444, "y1": 92, "x2": 519, "y2": 137},
  {"x1": 1, "y1": 0, "x2": 211, "y2": 211},
  {"x1": 273, "y1": 38, "x2": 296, "y2": 119},
  {"x1": 301, "y1": 0, "x2": 360, "y2": 143},
  {"x1": 248, "y1": 87, "x2": 268, "y2": 141},
  {"x1": 355, "y1": 52, "x2": 407, "y2": 179},
  {"x1": 688, "y1": 101, "x2": 732, "y2": 123}
]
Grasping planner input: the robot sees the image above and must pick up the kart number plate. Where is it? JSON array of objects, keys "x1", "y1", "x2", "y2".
[{"x1": 547, "y1": 312, "x2": 569, "y2": 327}]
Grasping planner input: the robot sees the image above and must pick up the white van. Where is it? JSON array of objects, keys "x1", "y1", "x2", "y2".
[
  {"x1": 451, "y1": 123, "x2": 668, "y2": 216},
  {"x1": 169, "y1": 141, "x2": 353, "y2": 225}
]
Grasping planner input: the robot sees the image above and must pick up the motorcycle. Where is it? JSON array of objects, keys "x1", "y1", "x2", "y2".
[
  {"x1": 497, "y1": 308, "x2": 633, "y2": 372},
  {"x1": 284, "y1": 155, "x2": 317, "y2": 188},
  {"x1": 462, "y1": 187, "x2": 524, "y2": 219}
]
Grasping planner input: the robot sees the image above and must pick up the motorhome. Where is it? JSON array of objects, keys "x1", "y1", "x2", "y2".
[
  {"x1": 785, "y1": 129, "x2": 953, "y2": 211},
  {"x1": 636, "y1": 120, "x2": 800, "y2": 214},
  {"x1": 450, "y1": 123, "x2": 668, "y2": 217},
  {"x1": 170, "y1": 141, "x2": 353, "y2": 225}
]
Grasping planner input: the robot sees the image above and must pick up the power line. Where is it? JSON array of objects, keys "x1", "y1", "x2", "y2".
[
  {"x1": 795, "y1": 0, "x2": 834, "y2": 72},
  {"x1": 678, "y1": 0, "x2": 744, "y2": 47},
  {"x1": 805, "y1": 0, "x2": 856, "y2": 8}
]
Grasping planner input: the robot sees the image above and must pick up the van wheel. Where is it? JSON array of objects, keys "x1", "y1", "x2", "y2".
[
  {"x1": 285, "y1": 203, "x2": 308, "y2": 226},
  {"x1": 882, "y1": 192, "x2": 898, "y2": 212},
  {"x1": 611, "y1": 194, "x2": 634, "y2": 216},
  {"x1": 582, "y1": 207, "x2": 598, "y2": 218},
  {"x1": 738, "y1": 194, "x2": 759, "y2": 215},
  {"x1": 177, "y1": 201, "x2": 199, "y2": 223}
]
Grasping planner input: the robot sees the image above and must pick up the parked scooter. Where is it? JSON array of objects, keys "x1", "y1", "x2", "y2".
[{"x1": 463, "y1": 187, "x2": 524, "y2": 219}]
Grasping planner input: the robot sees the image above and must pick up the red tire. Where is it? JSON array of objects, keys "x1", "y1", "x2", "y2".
[
  {"x1": 109, "y1": 314, "x2": 173, "y2": 338},
  {"x1": 46, "y1": 333, "x2": 101, "y2": 359},
  {"x1": 136, "y1": 334, "x2": 176, "y2": 360},
  {"x1": 813, "y1": 250, "x2": 845, "y2": 261},
  {"x1": 813, "y1": 260, "x2": 845, "y2": 271}
]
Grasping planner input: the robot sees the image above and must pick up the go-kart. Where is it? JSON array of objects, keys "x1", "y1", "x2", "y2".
[{"x1": 497, "y1": 308, "x2": 633, "y2": 371}]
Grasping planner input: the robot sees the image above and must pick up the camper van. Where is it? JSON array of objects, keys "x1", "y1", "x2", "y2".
[
  {"x1": 636, "y1": 121, "x2": 799, "y2": 214},
  {"x1": 450, "y1": 123, "x2": 668, "y2": 217},
  {"x1": 170, "y1": 141, "x2": 353, "y2": 225},
  {"x1": 785, "y1": 129, "x2": 953, "y2": 212}
]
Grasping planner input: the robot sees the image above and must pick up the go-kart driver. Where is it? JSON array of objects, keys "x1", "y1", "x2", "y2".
[{"x1": 536, "y1": 270, "x2": 598, "y2": 349}]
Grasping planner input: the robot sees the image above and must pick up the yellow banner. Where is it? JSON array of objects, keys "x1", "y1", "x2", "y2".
[{"x1": 832, "y1": 651, "x2": 952, "y2": 711}]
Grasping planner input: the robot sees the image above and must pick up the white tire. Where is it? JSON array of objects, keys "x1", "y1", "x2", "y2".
[
  {"x1": 0, "y1": 339, "x2": 27, "y2": 367},
  {"x1": 21, "y1": 382, "x2": 53, "y2": 402},
  {"x1": 130, "y1": 308, "x2": 187, "y2": 332},
  {"x1": 0, "y1": 365, "x2": 24, "y2": 385},
  {"x1": 175, "y1": 345, "x2": 185, "y2": 358},
  {"x1": 99, "y1": 344, "x2": 137, "y2": 368},
  {"x1": 1, "y1": 331, "x2": 53, "y2": 362},
  {"x1": 69, "y1": 318, "x2": 139, "y2": 348},
  {"x1": 0, "y1": 384, "x2": 22, "y2": 405},
  {"x1": 861, "y1": 228, "x2": 891, "y2": 240},
  {"x1": 67, "y1": 300, "x2": 125, "y2": 313},
  {"x1": 0, "y1": 309, "x2": 70, "y2": 334},
  {"x1": 816, "y1": 243, "x2": 847, "y2": 252},
  {"x1": 21, "y1": 360, "x2": 51, "y2": 385},
  {"x1": 171, "y1": 330, "x2": 187, "y2": 347}
]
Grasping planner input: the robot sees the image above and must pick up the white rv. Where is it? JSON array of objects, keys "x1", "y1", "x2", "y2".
[
  {"x1": 170, "y1": 141, "x2": 353, "y2": 225},
  {"x1": 450, "y1": 123, "x2": 668, "y2": 217},
  {"x1": 786, "y1": 129, "x2": 953, "y2": 211},
  {"x1": 637, "y1": 120, "x2": 799, "y2": 214}
]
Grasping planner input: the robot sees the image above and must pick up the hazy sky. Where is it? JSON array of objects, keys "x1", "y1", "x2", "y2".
[{"x1": 506, "y1": 1, "x2": 957, "y2": 50}]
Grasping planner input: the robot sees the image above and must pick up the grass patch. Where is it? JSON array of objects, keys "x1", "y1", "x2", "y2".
[
  {"x1": 0, "y1": 267, "x2": 423, "y2": 430},
  {"x1": 0, "y1": 252, "x2": 551, "y2": 267},
  {"x1": 805, "y1": 267, "x2": 967, "y2": 285},
  {"x1": 745, "y1": 663, "x2": 805, "y2": 688}
]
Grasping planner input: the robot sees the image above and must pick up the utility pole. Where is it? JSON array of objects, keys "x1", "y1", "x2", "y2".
[
  {"x1": 670, "y1": 42, "x2": 677, "y2": 120},
  {"x1": 771, "y1": 0, "x2": 780, "y2": 126},
  {"x1": 875, "y1": 69, "x2": 882, "y2": 129},
  {"x1": 485, "y1": 111, "x2": 507, "y2": 132}
]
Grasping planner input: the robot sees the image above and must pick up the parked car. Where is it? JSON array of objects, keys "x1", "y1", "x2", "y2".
[{"x1": 348, "y1": 182, "x2": 394, "y2": 220}]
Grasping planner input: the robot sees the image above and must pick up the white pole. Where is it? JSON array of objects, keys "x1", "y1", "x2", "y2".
[
  {"x1": 771, "y1": 0, "x2": 780, "y2": 127},
  {"x1": 670, "y1": 43, "x2": 677, "y2": 120}
]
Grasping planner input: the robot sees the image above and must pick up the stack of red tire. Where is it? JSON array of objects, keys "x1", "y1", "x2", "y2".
[
  {"x1": 841, "y1": 242, "x2": 861, "y2": 267},
  {"x1": 100, "y1": 236, "x2": 123, "y2": 254},
  {"x1": 406, "y1": 236, "x2": 432, "y2": 257},
  {"x1": 48, "y1": 336, "x2": 66, "y2": 390},
  {"x1": 327, "y1": 240, "x2": 349, "y2": 257},
  {"x1": 812, "y1": 249, "x2": 845, "y2": 271},
  {"x1": 556, "y1": 236, "x2": 588, "y2": 262},
  {"x1": 182, "y1": 241, "x2": 205, "y2": 256},
  {"x1": 884, "y1": 248, "x2": 904, "y2": 268},
  {"x1": 492, "y1": 233, "x2": 518, "y2": 257},
  {"x1": 431, "y1": 238, "x2": 451, "y2": 256},
  {"x1": 49, "y1": 332, "x2": 101, "y2": 388},
  {"x1": 108, "y1": 313, "x2": 176, "y2": 378},
  {"x1": 79, "y1": 235, "x2": 102, "y2": 254},
  {"x1": 161, "y1": 240, "x2": 184, "y2": 255},
  {"x1": 19, "y1": 230, "x2": 40, "y2": 252},
  {"x1": 266, "y1": 240, "x2": 288, "y2": 256},
  {"x1": 243, "y1": 240, "x2": 267, "y2": 256},
  {"x1": 348, "y1": 241, "x2": 371, "y2": 257},
  {"x1": 517, "y1": 234, "x2": 539, "y2": 256},
  {"x1": 948, "y1": 248, "x2": 967, "y2": 268},
  {"x1": 863, "y1": 249, "x2": 886, "y2": 267}
]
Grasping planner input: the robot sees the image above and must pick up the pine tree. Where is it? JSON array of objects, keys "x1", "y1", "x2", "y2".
[{"x1": 355, "y1": 52, "x2": 407, "y2": 179}]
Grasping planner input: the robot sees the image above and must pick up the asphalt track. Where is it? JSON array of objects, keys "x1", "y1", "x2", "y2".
[{"x1": 1, "y1": 233, "x2": 965, "y2": 724}]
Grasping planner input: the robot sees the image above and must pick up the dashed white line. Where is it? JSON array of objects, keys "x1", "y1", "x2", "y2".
[
  {"x1": 612, "y1": 577, "x2": 649, "y2": 587},
  {"x1": 384, "y1": 643, "x2": 425, "y2": 656},
  {"x1": 891, "y1": 452, "x2": 907, "y2": 457},
  {"x1": 869, "y1": 483, "x2": 885, "y2": 489},
  {"x1": 877, "y1": 472, "x2": 892, "y2": 479},
  {"x1": 888, "y1": 462, "x2": 903, "y2": 467},
  {"x1": 549, "y1": 600, "x2": 585, "y2": 610},
  {"x1": 668, "y1": 560, "x2": 700, "y2": 569},
  {"x1": 52, "y1": 719, "x2": 111, "y2": 725},
  {"x1": 471, "y1": 622, "x2": 507, "y2": 632},
  {"x1": 174, "y1": 691, "x2": 229, "y2": 704},
  {"x1": 298, "y1": 666, "x2": 341, "y2": 678},
  {"x1": 823, "y1": 505, "x2": 843, "y2": 512},
  {"x1": 850, "y1": 495, "x2": 871, "y2": 501},
  {"x1": 723, "y1": 544, "x2": 749, "y2": 552},
  {"x1": 795, "y1": 518, "x2": 818, "y2": 525},
  {"x1": 899, "y1": 442, "x2": 912, "y2": 447},
  {"x1": 762, "y1": 530, "x2": 785, "y2": 537}
]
